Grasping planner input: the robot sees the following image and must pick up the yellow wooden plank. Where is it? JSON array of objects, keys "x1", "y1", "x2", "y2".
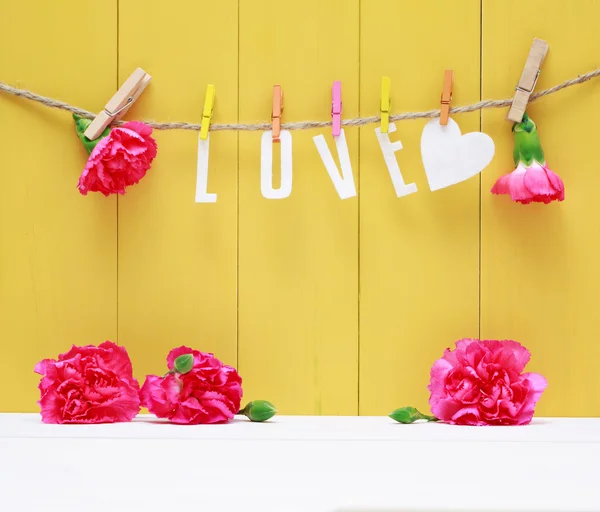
[
  {"x1": 0, "y1": 1, "x2": 117, "y2": 411},
  {"x1": 117, "y1": 1, "x2": 239, "y2": 379},
  {"x1": 238, "y1": 0, "x2": 360, "y2": 414},
  {"x1": 359, "y1": 1, "x2": 481, "y2": 415},
  {"x1": 481, "y1": 0, "x2": 600, "y2": 416}
]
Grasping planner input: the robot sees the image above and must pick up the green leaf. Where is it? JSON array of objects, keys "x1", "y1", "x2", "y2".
[
  {"x1": 73, "y1": 114, "x2": 111, "y2": 155},
  {"x1": 388, "y1": 406, "x2": 438, "y2": 424},
  {"x1": 173, "y1": 354, "x2": 194, "y2": 374},
  {"x1": 242, "y1": 400, "x2": 277, "y2": 422}
]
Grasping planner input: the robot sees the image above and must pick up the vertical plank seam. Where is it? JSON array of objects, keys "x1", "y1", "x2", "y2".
[
  {"x1": 357, "y1": 0, "x2": 361, "y2": 416},
  {"x1": 478, "y1": 0, "x2": 483, "y2": 340},
  {"x1": 236, "y1": 0, "x2": 240, "y2": 370},
  {"x1": 116, "y1": 0, "x2": 120, "y2": 345}
]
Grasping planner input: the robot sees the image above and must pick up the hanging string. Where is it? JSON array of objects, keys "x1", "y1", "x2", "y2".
[{"x1": 1, "y1": 68, "x2": 599, "y2": 132}]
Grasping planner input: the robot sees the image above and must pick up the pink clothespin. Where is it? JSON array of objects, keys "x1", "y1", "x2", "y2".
[{"x1": 331, "y1": 81, "x2": 342, "y2": 137}]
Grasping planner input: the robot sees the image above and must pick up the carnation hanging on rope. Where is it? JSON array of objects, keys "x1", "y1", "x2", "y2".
[
  {"x1": 491, "y1": 113, "x2": 564, "y2": 204},
  {"x1": 74, "y1": 114, "x2": 157, "y2": 197}
]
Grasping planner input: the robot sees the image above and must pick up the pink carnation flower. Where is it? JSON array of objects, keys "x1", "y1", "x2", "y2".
[
  {"x1": 491, "y1": 161, "x2": 564, "y2": 204},
  {"x1": 34, "y1": 341, "x2": 141, "y2": 424},
  {"x1": 77, "y1": 121, "x2": 157, "y2": 196},
  {"x1": 428, "y1": 339, "x2": 547, "y2": 426},
  {"x1": 140, "y1": 346, "x2": 243, "y2": 424}
]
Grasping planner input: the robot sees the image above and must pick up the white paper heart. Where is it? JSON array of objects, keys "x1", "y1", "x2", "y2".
[{"x1": 421, "y1": 118, "x2": 495, "y2": 191}]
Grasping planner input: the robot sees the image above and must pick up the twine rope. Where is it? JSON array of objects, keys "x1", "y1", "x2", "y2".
[{"x1": 1, "y1": 68, "x2": 599, "y2": 132}]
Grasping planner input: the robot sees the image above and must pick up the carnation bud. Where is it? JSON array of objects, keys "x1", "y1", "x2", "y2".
[
  {"x1": 241, "y1": 400, "x2": 277, "y2": 422},
  {"x1": 388, "y1": 406, "x2": 438, "y2": 424},
  {"x1": 173, "y1": 354, "x2": 194, "y2": 374}
]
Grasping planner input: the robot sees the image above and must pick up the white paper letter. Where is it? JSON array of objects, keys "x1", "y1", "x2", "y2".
[
  {"x1": 261, "y1": 130, "x2": 293, "y2": 199},
  {"x1": 195, "y1": 135, "x2": 217, "y2": 203},
  {"x1": 375, "y1": 123, "x2": 417, "y2": 197},
  {"x1": 313, "y1": 129, "x2": 356, "y2": 200}
]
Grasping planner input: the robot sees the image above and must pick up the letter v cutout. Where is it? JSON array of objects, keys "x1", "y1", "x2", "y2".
[{"x1": 313, "y1": 129, "x2": 357, "y2": 200}]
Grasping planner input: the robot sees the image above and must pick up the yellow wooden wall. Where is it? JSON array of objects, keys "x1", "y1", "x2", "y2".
[
  {"x1": 0, "y1": 0, "x2": 118, "y2": 411},
  {"x1": 2, "y1": 0, "x2": 600, "y2": 416}
]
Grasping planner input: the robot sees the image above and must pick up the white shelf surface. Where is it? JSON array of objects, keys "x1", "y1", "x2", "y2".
[{"x1": 0, "y1": 414, "x2": 599, "y2": 512}]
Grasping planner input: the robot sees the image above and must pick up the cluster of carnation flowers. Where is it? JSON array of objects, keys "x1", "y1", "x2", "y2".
[
  {"x1": 34, "y1": 342, "x2": 276, "y2": 425},
  {"x1": 35, "y1": 338, "x2": 546, "y2": 427}
]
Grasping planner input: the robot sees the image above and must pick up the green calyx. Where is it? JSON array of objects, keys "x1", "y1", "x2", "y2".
[
  {"x1": 239, "y1": 400, "x2": 278, "y2": 422},
  {"x1": 388, "y1": 406, "x2": 438, "y2": 424},
  {"x1": 73, "y1": 114, "x2": 111, "y2": 154},
  {"x1": 512, "y1": 112, "x2": 545, "y2": 166}
]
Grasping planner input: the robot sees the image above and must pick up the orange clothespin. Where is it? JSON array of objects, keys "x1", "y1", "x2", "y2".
[
  {"x1": 272, "y1": 85, "x2": 283, "y2": 142},
  {"x1": 84, "y1": 68, "x2": 151, "y2": 140},
  {"x1": 507, "y1": 38, "x2": 549, "y2": 123},
  {"x1": 440, "y1": 70, "x2": 454, "y2": 126}
]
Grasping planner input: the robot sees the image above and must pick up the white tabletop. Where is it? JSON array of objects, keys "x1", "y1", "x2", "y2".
[{"x1": 0, "y1": 414, "x2": 599, "y2": 512}]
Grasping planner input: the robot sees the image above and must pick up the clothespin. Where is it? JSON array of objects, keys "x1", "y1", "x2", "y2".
[
  {"x1": 200, "y1": 84, "x2": 215, "y2": 140},
  {"x1": 332, "y1": 81, "x2": 342, "y2": 137},
  {"x1": 272, "y1": 85, "x2": 283, "y2": 142},
  {"x1": 380, "y1": 77, "x2": 391, "y2": 133},
  {"x1": 507, "y1": 38, "x2": 549, "y2": 123},
  {"x1": 84, "y1": 67, "x2": 151, "y2": 140},
  {"x1": 440, "y1": 70, "x2": 454, "y2": 126}
]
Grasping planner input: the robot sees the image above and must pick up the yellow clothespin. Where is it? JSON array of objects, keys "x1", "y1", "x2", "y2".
[
  {"x1": 200, "y1": 84, "x2": 215, "y2": 140},
  {"x1": 84, "y1": 68, "x2": 151, "y2": 140},
  {"x1": 380, "y1": 77, "x2": 391, "y2": 133},
  {"x1": 507, "y1": 38, "x2": 549, "y2": 123}
]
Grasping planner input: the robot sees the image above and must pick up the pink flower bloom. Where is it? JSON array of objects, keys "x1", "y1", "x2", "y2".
[
  {"x1": 77, "y1": 121, "x2": 157, "y2": 196},
  {"x1": 140, "y1": 347, "x2": 243, "y2": 424},
  {"x1": 428, "y1": 339, "x2": 547, "y2": 426},
  {"x1": 491, "y1": 113, "x2": 564, "y2": 205},
  {"x1": 34, "y1": 341, "x2": 140, "y2": 424},
  {"x1": 491, "y1": 161, "x2": 564, "y2": 204}
]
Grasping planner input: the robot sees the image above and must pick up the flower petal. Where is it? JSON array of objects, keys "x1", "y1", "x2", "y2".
[{"x1": 523, "y1": 164, "x2": 556, "y2": 196}]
